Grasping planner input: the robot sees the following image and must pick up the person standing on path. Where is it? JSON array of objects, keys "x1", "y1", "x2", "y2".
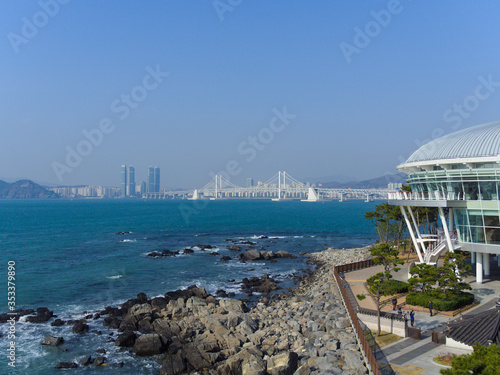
[
  {"x1": 429, "y1": 300, "x2": 433, "y2": 316},
  {"x1": 410, "y1": 310, "x2": 415, "y2": 327},
  {"x1": 392, "y1": 297, "x2": 397, "y2": 311}
]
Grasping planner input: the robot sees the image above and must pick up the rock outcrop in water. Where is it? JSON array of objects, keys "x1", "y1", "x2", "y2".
[{"x1": 99, "y1": 247, "x2": 372, "y2": 374}]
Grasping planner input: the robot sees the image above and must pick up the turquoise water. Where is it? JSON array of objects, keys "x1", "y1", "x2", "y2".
[{"x1": 0, "y1": 199, "x2": 378, "y2": 374}]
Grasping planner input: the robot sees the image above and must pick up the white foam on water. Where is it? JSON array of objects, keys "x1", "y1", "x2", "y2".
[
  {"x1": 120, "y1": 239, "x2": 136, "y2": 243},
  {"x1": 106, "y1": 275, "x2": 123, "y2": 279}
]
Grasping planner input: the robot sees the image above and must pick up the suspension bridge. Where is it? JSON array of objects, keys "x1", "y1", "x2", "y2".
[{"x1": 145, "y1": 171, "x2": 390, "y2": 202}]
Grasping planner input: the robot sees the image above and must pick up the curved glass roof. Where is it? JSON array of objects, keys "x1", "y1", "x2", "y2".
[{"x1": 404, "y1": 120, "x2": 500, "y2": 164}]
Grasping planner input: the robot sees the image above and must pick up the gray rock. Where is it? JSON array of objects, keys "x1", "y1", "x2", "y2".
[
  {"x1": 78, "y1": 356, "x2": 91, "y2": 366},
  {"x1": 72, "y1": 321, "x2": 89, "y2": 334},
  {"x1": 243, "y1": 249, "x2": 261, "y2": 261},
  {"x1": 219, "y1": 299, "x2": 244, "y2": 312},
  {"x1": 41, "y1": 335, "x2": 63, "y2": 346},
  {"x1": 93, "y1": 357, "x2": 106, "y2": 366},
  {"x1": 134, "y1": 333, "x2": 165, "y2": 356},
  {"x1": 275, "y1": 251, "x2": 297, "y2": 259},
  {"x1": 115, "y1": 331, "x2": 137, "y2": 347},
  {"x1": 293, "y1": 364, "x2": 312, "y2": 375},
  {"x1": 129, "y1": 303, "x2": 152, "y2": 316},
  {"x1": 267, "y1": 351, "x2": 299, "y2": 375},
  {"x1": 242, "y1": 356, "x2": 267, "y2": 375},
  {"x1": 160, "y1": 353, "x2": 187, "y2": 375}
]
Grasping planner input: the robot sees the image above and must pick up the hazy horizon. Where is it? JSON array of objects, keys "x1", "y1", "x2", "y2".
[{"x1": 2, "y1": 1, "x2": 500, "y2": 188}]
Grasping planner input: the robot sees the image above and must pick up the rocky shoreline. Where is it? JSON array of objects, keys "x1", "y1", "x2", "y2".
[{"x1": 2, "y1": 245, "x2": 373, "y2": 374}]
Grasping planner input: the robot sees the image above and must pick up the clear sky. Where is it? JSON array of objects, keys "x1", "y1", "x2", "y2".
[{"x1": 2, "y1": 1, "x2": 500, "y2": 188}]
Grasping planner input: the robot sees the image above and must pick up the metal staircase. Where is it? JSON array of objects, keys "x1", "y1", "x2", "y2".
[{"x1": 424, "y1": 232, "x2": 459, "y2": 263}]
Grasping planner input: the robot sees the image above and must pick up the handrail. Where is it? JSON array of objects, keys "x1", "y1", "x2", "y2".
[
  {"x1": 388, "y1": 191, "x2": 465, "y2": 201},
  {"x1": 333, "y1": 265, "x2": 382, "y2": 375}
]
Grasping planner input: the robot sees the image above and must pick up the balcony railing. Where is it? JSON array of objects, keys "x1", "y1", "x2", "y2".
[{"x1": 388, "y1": 191, "x2": 465, "y2": 201}]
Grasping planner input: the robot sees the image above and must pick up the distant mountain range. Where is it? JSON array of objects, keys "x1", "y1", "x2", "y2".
[
  {"x1": 0, "y1": 180, "x2": 59, "y2": 199},
  {"x1": 320, "y1": 172, "x2": 407, "y2": 189}
]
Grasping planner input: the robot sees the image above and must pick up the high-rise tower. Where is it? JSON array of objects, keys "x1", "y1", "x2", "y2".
[
  {"x1": 121, "y1": 165, "x2": 127, "y2": 196},
  {"x1": 154, "y1": 167, "x2": 160, "y2": 193},
  {"x1": 148, "y1": 166, "x2": 155, "y2": 193},
  {"x1": 128, "y1": 166, "x2": 136, "y2": 196}
]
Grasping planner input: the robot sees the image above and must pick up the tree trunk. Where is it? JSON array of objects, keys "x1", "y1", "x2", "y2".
[{"x1": 376, "y1": 288, "x2": 381, "y2": 336}]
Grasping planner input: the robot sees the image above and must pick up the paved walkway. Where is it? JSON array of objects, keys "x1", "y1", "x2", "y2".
[{"x1": 342, "y1": 257, "x2": 500, "y2": 374}]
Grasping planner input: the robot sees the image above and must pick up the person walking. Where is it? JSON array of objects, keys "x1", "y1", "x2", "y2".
[
  {"x1": 409, "y1": 310, "x2": 415, "y2": 327},
  {"x1": 429, "y1": 300, "x2": 433, "y2": 316},
  {"x1": 392, "y1": 297, "x2": 397, "y2": 311}
]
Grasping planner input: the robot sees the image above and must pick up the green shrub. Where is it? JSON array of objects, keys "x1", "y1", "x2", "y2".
[
  {"x1": 357, "y1": 294, "x2": 366, "y2": 301},
  {"x1": 369, "y1": 280, "x2": 409, "y2": 295},
  {"x1": 406, "y1": 291, "x2": 474, "y2": 311}
]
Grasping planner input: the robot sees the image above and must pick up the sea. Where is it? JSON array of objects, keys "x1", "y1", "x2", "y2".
[{"x1": 0, "y1": 198, "x2": 378, "y2": 374}]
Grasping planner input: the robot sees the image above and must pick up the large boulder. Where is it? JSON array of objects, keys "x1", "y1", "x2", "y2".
[
  {"x1": 151, "y1": 297, "x2": 169, "y2": 311},
  {"x1": 26, "y1": 307, "x2": 53, "y2": 323},
  {"x1": 219, "y1": 299, "x2": 244, "y2": 313},
  {"x1": 115, "y1": 331, "x2": 137, "y2": 347},
  {"x1": 119, "y1": 315, "x2": 139, "y2": 332},
  {"x1": 261, "y1": 251, "x2": 275, "y2": 260},
  {"x1": 220, "y1": 349, "x2": 258, "y2": 375},
  {"x1": 275, "y1": 251, "x2": 296, "y2": 259},
  {"x1": 72, "y1": 321, "x2": 89, "y2": 334},
  {"x1": 182, "y1": 344, "x2": 211, "y2": 370},
  {"x1": 160, "y1": 353, "x2": 187, "y2": 375},
  {"x1": 153, "y1": 319, "x2": 182, "y2": 338},
  {"x1": 78, "y1": 356, "x2": 92, "y2": 366},
  {"x1": 129, "y1": 303, "x2": 152, "y2": 316},
  {"x1": 134, "y1": 333, "x2": 166, "y2": 356},
  {"x1": 267, "y1": 351, "x2": 298, "y2": 375},
  {"x1": 242, "y1": 357, "x2": 267, "y2": 375},
  {"x1": 93, "y1": 357, "x2": 106, "y2": 366},
  {"x1": 243, "y1": 250, "x2": 261, "y2": 261},
  {"x1": 50, "y1": 319, "x2": 64, "y2": 327},
  {"x1": 41, "y1": 336, "x2": 63, "y2": 346}
]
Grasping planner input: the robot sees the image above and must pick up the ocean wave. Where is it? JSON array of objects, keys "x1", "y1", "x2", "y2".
[
  {"x1": 106, "y1": 275, "x2": 123, "y2": 279},
  {"x1": 120, "y1": 239, "x2": 137, "y2": 243}
]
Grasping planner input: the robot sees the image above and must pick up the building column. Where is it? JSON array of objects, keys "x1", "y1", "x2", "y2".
[
  {"x1": 498, "y1": 255, "x2": 500, "y2": 267},
  {"x1": 400, "y1": 206, "x2": 424, "y2": 263},
  {"x1": 477, "y1": 253, "x2": 483, "y2": 285},
  {"x1": 471, "y1": 251, "x2": 476, "y2": 264},
  {"x1": 484, "y1": 253, "x2": 490, "y2": 277},
  {"x1": 408, "y1": 207, "x2": 426, "y2": 253},
  {"x1": 449, "y1": 208, "x2": 454, "y2": 232},
  {"x1": 439, "y1": 207, "x2": 454, "y2": 254}
]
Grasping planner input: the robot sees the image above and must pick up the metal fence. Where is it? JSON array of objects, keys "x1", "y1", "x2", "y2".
[
  {"x1": 333, "y1": 265, "x2": 382, "y2": 375},
  {"x1": 335, "y1": 259, "x2": 375, "y2": 273}
]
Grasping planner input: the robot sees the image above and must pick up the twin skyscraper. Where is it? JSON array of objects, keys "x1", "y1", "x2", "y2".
[{"x1": 121, "y1": 165, "x2": 160, "y2": 197}]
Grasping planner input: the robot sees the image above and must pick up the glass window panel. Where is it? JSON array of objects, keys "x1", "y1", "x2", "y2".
[
  {"x1": 470, "y1": 226, "x2": 485, "y2": 243},
  {"x1": 486, "y1": 227, "x2": 500, "y2": 245},
  {"x1": 479, "y1": 181, "x2": 496, "y2": 200},
  {"x1": 464, "y1": 182, "x2": 479, "y2": 200},
  {"x1": 468, "y1": 210, "x2": 484, "y2": 226},
  {"x1": 455, "y1": 209, "x2": 468, "y2": 226},
  {"x1": 484, "y1": 212, "x2": 500, "y2": 227},
  {"x1": 457, "y1": 225, "x2": 471, "y2": 243}
]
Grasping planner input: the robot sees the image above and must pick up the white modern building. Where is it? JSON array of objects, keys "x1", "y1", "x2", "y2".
[{"x1": 389, "y1": 121, "x2": 500, "y2": 284}]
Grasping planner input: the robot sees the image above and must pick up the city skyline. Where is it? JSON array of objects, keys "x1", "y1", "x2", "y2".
[{"x1": 3, "y1": 2, "x2": 500, "y2": 188}]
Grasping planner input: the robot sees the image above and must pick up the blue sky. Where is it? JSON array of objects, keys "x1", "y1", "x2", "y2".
[{"x1": 2, "y1": 1, "x2": 500, "y2": 188}]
